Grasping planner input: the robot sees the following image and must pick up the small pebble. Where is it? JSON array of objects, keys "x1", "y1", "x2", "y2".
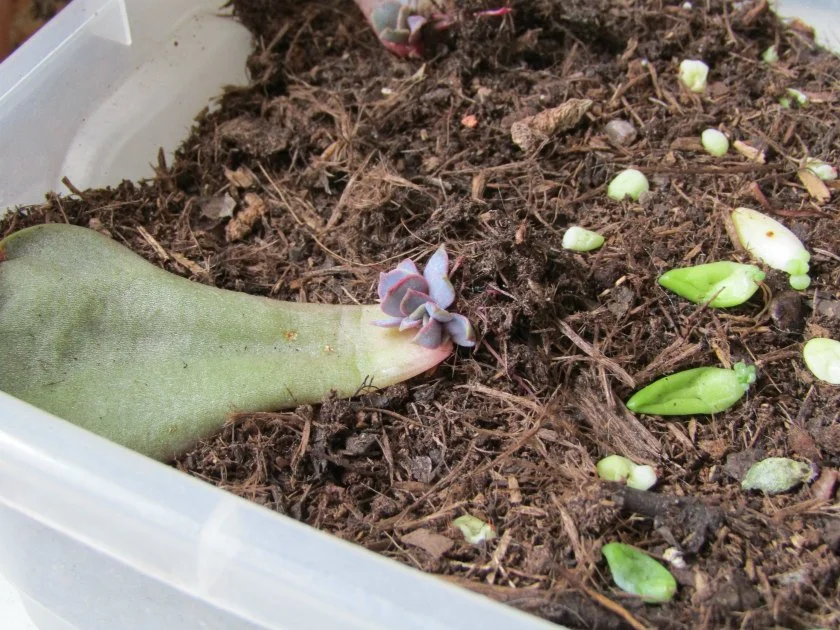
[
  {"x1": 769, "y1": 291, "x2": 804, "y2": 332},
  {"x1": 605, "y1": 119, "x2": 638, "y2": 146},
  {"x1": 811, "y1": 298, "x2": 840, "y2": 320}
]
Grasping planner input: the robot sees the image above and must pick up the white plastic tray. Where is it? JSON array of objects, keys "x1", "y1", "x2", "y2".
[{"x1": 0, "y1": 1, "x2": 836, "y2": 628}]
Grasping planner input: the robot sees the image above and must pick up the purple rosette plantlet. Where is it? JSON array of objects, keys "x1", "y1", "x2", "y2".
[
  {"x1": 355, "y1": 0, "x2": 511, "y2": 58},
  {"x1": 374, "y1": 246, "x2": 476, "y2": 349}
]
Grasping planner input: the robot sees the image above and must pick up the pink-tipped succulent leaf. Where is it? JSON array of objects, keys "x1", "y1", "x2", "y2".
[
  {"x1": 374, "y1": 246, "x2": 476, "y2": 349},
  {"x1": 355, "y1": 0, "x2": 511, "y2": 58}
]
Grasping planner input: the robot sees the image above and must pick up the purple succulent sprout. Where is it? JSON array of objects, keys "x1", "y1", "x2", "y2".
[{"x1": 373, "y1": 246, "x2": 476, "y2": 349}]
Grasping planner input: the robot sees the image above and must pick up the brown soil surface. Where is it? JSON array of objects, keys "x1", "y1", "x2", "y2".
[
  {"x1": 0, "y1": 0, "x2": 70, "y2": 60},
  {"x1": 3, "y1": 1, "x2": 839, "y2": 627}
]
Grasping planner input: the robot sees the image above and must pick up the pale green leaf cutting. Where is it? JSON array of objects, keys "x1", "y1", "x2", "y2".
[
  {"x1": 741, "y1": 457, "x2": 813, "y2": 495},
  {"x1": 802, "y1": 338, "x2": 840, "y2": 384},
  {"x1": 602, "y1": 542, "x2": 677, "y2": 603},
  {"x1": 0, "y1": 224, "x2": 451, "y2": 460},
  {"x1": 453, "y1": 514, "x2": 496, "y2": 544}
]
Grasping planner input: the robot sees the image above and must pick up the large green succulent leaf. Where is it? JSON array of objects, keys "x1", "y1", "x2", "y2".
[{"x1": 0, "y1": 224, "x2": 451, "y2": 460}]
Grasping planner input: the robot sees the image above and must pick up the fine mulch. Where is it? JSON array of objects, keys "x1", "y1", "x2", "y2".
[
  {"x1": 3, "y1": 1, "x2": 839, "y2": 628},
  {"x1": 0, "y1": 0, "x2": 71, "y2": 60}
]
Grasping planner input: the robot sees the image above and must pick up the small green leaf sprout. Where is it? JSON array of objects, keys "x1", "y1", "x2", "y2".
[
  {"x1": 700, "y1": 129, "x2": 729, "y2": 157},
  {"x1": 730, "y1": 207, "x2": 811, "y2": 290},
  {"x1": 562, "y1": 226, "x2": 605, "y2": 252},
  {"x1": 802, "y1": 337, "x2": 840, "y2": 384},
  {"x1": 658, "y1": 261, "x2": 765, "y2": 308},
  {"x1": 741, "y1": 457, "x2": 814, "y2": 495},
  {"x1": 788, "y1": 274, "x2": 811, "y2": 291},
  {"x1": 453, "y1": 514, "x2": 497, "y2": 544},
  {"x1": 786, "y1": 88, "x2": 809, "y2": 107},
  {"x1": 607, "y1": 168, "x2": 649, "y2": 201},
  {"x1": 596, "y1": 455, "x2": 657, "y2": 490},
  {"x1": 804, "y1": 158, "x2": 837, "y2": 182},
  {"x1": 679, "y1": 59, "x2": 709, "y2": 93},
  {"x1": 762, "y1": 45, "x2": 779, "y2": 64},
  {"x1": 602, "y1": 542, "x2": 677, "y2": 603},
  {"x1": 626, "y1": 362, "x2": 757, "y2": 416}
]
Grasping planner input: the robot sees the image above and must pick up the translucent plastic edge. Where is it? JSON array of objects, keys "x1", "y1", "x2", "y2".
[
  {"x1": 0, "y1": 392, "x2": 559, "y2": 630},
  {"x1": 0, "y1": 0, "x2": 123, "y2": 107}
]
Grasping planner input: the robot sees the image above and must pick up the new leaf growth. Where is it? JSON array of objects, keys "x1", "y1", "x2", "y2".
[
  {"x1": 373, "y1": 246, "x2": 476, "y2": 349},
  {"x1": 355, "y1": 0, "x2": 511, "y2": 57}
]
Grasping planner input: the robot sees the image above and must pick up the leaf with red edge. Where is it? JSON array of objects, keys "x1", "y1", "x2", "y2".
[
  {"x1": 425, "y1": 302, "x2": 453, "y2": 322},
  {"x1": 381, "y1": 275, "x2": 428, "y2": 316},
  {"x1": 445, "y1": 313, "x2": 476, "y2": 347},
  {"x1": 413, "y1": 318, "x2": 443, "y2": 349},
  {"x1": 424, "y1": 246, "x2": 456, "y2": 308},
  {"x1": 400, "y1": 288, "x2": 433, "y2": 316}
]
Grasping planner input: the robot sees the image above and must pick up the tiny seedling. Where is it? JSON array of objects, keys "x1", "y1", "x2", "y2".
[
  {"x1": 679, "y1": 59, "x2": 709, "y2": 93},
  {"x1": 788, "y1": 274, "x2": 811, "y2": 291},
  {"x1": 562, "y1": 226, "x2": 605, "y2": 252},
  {"x1": 786, "y1": 88, "x2": 809, "y2": 107},
  {"x1": 607, "y1": 168, "x2": 649, "y2": 201},
  {"x1": 626, "y1": 362, "x2": 757, "y2": 416},
  {"x1": 658, "y1": 261, "x2": 765, "y2": 308},
  {"x1": 741, "y1": 457, "x2": 813, "y2": 495},
  {"x1": 602, "y1": 542, "x2": 677, "y2": 603},
  {"x1": 802, "y1": 338, "x2": 840, "y2": 385}
]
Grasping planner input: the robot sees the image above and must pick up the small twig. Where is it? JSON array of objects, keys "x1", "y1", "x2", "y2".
[
  {"x1": 572, "y1": 578, "x2": 650, "y2": 630},
  {"x1": 558, "y1": 319, "x2": 635, "y2": 388},
  {"x1": 61, "y1": 176, "x2": 85, "y2": 198}
]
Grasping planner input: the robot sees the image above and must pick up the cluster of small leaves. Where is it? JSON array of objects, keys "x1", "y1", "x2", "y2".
[{"x1": 374, "y1": 247, "x2": 475, "y2": 349}]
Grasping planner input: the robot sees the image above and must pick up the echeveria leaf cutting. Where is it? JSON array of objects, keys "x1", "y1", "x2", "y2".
[
  {"x1": 730, "y1": 207, "x2": 811, "y2": 289},
  {"x1": 602, "y1": 542, "x2": 677, "y2": 603},
  {"x1": 700, "y1": 129, "x2": 729, "y2": 157},
  {"x1": 658, "y1": 261, "x2": 765, "y2": 308},
  {"x1": 626, "y1": 362, "x2": 756, "y2": 416},
  {"x1": 355, "y1": 0, "x2": 511, "y2": 58},
  {"x1": 562, "y1": 226, "x2": 605, "y2": 252},
  {"x1": 802, "y1": 337, "x2": 840, "y2": 384},
  {"x1": 678, "y1": 59, "x2": 709, "y2": 93},
  {"x1": 374, "y1": 246, "x2": 475, "y2": 349},
  {"x1": 803, "y1": 158, "x2": 837, "y2": 182},
  {"x1": 607, "y1": 168, "x2": 649, "y2": 201},
  {"x1": 596, "y1": 455, "x2": 657, "y2": 490},
  {"x1": 741, "y1": 457, "x2": 813, "y2": 495},
  {"x1": 0, "y1": 225, "x2": 451, "y2": 460}
]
